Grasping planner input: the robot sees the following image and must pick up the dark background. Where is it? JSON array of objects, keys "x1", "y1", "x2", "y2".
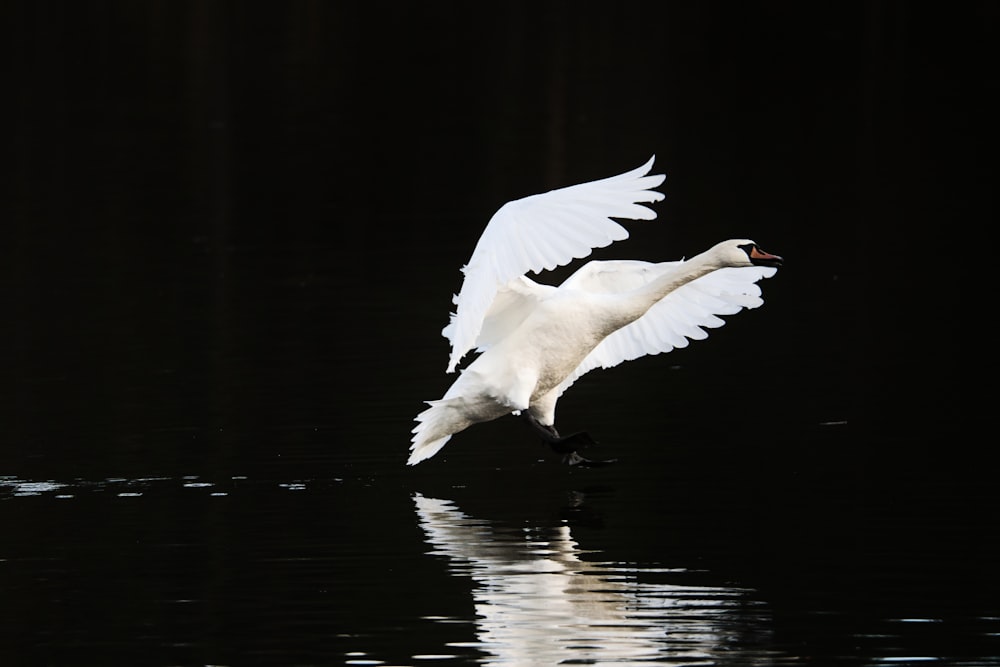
[
  {"x1": 6, "y1": 1, "x2": 990, "y2": 472},
  {"x1": 3, "y1": 2, "x2": 997, "y2": 664}
]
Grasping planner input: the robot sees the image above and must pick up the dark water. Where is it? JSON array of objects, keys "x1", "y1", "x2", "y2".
[
  {"x1": 2, "y1": 460, "x2": 998, "y2": 665},
  {"x1": 4, "y1": 3, "x2": 996, "y2": 665}
]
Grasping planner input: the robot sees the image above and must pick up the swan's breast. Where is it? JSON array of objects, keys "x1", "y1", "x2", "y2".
[
  {"x1": 458, "y1": 293, "x2": 629, "y2": 407},
  {"x1": 513, "y1": 296, "x2": 621, "y2": 395}
]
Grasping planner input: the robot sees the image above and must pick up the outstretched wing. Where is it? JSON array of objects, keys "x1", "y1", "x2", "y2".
[
  {"x1": 553, "y1": 264, "x2": 778, "y2": 395},
  {"x1": 444, "y1": 156, "x2": 666, "y2": 372}
]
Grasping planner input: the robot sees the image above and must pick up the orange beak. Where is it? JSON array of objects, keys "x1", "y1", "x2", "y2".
[{"x1": 750, "y1": 246, "x2": 783, "y2": 266}]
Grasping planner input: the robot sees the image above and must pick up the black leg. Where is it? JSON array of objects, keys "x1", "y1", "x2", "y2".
[
  {"x1": 520, "y1": 412, "x2": 563, "y2": 442},
  {"x1": 519, "y1": 413, "x2": 616, "y2": 465}
]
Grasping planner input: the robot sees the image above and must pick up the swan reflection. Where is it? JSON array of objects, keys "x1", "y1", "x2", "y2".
[{"x1": 414, "y1": 493, "x2": 775, "y2": 666}]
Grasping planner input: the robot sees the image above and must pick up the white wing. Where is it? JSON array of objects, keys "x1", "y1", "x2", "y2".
[
  {"x1": 443, "y1": 156, "x2": 666, "y2": 372},
  {"x1": 553, "y1": 264, "x2": 778, "y2": 395},
  {"x1": 441, "y1": 276, "x2": 556, "y2": 355}
]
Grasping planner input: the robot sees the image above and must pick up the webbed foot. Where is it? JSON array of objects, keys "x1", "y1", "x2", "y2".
[
  {"x1": 519, "y1": 413, "x2": 615, "y2": 465},
  {"x1": 546, "y1": 429, "x2": 597, "y2": 454}
]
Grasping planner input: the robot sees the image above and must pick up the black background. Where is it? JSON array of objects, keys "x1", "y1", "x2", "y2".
[
  {"x1": 6, "y1": 2, "x2": 990, "y2": 479},
  {"x1": 3, "y1": 3, "x2": 997, "y2": 664}
]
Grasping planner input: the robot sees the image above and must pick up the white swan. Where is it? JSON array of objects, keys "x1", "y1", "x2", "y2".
[{"x1": 408, "y1": 156, "x2": 781, "y2": 466}]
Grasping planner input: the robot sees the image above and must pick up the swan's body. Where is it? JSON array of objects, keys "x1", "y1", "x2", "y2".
[{"x1": 409, "y1": 157, "x2": 781, "y2": 465}]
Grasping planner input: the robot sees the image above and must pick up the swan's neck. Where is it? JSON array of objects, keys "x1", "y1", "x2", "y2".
[{"x1": 617, "y1": 249, "x2": 724, "y2": 322}]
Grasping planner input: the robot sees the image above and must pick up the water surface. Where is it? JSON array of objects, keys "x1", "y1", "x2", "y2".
[{"x1": 3, "y1": 458, "x2": 997, "y2": 665}]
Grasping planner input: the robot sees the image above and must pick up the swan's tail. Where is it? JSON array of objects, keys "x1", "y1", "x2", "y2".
[{"x1": 408, "y1": 399, "x2": 465, "y2": 465}]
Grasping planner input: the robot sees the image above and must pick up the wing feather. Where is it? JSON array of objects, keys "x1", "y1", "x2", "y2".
[
  {"x1": 553, "y1": 265, "x2": 777, "y2": 395},
  {"x1": 444, "y1": 156, "x2": 666, "y2": 372}
]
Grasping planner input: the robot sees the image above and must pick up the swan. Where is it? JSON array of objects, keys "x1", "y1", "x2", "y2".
[{"x1": 408, "y1": 156, "x2": 782, "y2": 466}]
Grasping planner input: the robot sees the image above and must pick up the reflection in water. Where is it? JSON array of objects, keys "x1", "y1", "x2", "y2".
[
  {"x1": 5, "y1": 477, "x2": 997, "y2": 665},
  {"x1": 414, "y1": 493, "x2": 778, "y2": 666}
]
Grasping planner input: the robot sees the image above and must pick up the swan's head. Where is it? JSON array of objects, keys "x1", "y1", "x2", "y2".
[{"x1": 712, "y1": 239, "x2": 783, "y2": 268}]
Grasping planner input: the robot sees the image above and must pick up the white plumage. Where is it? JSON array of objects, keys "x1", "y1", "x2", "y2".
[{"x1": 409, "y1": 156, "x2": 781, "y2": 466}]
